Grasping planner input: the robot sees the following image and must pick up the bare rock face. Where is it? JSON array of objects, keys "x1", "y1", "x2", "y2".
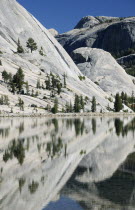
[
  {"x1": 48, "y1": 28, "x2": 59, "y2": 37},
  {"x1": 71, "y1": 47, "x2": 135, "y2": 95},
  {"x1": 74, "y1": 16, "x2": 119, "y2": 29},
  {"x1": 56, "y1": 16, "x2": 135, "y2": 55},
  {"x1": 0, "y1": 0, "x2": 115, "y2": 113}
]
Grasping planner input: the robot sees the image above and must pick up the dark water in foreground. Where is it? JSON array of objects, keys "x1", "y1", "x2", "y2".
[{"x1": 0, "y1": 116, "x2": 135, "y2": 210}]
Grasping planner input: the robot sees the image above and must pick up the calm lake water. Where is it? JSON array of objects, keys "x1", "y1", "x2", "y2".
[{"x1": 0, "y1": 116, "x2": 135, "y2": 210}]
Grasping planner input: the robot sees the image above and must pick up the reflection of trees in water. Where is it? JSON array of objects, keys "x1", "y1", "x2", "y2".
[
  {"x1": 114, "y1": 118, "x2": 123, "y2": 136},
  {"x1": 0, "y1": 127, "x2": 10, "y2": 138},
  {"x1": 18, "y1": 178, "x2": 26, "y2": 193},
  {"x1": 18, "y1": 122, "x2": 24, "y2": 134},
  {"x1": 74, "y1": 119, "x2": 85, "y2": 136},
  {"x1": 3, "y1": 139, "x2": 25, "y2": 165},
  {"x1": 28, "y1": 180, "x2": 39, "y2": 194},
  {"x1": 114, "y1": 118, "x2": 135, "y2": 137},
  {"x1": 52, "y1": 118, "x2": 58, "y2": 133},
  {"x1": 46, "y1": 137, "x2": 63, "y2": 158},
  {"x1": 92, "y1": 118, "x2": 96, "y2": 134},
  {"x1": 66, "y1": 119, "x2": 73, "y2": 129}
]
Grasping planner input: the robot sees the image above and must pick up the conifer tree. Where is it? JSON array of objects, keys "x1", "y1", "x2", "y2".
[
  {"x1": 80, "y1": 95, "x2": 84, "y2": 110},
  {"x1": 131, "y1": 91, "x2": 134, "y2": 104},
  {"x1": 114, "y1": 93, "x2": 123, "y2": 112},
  {"x1": 74, "y1": 94, "x2": 80, "y2": 113},
  {"x1": 17, "y1": 39, "x2": 24, "y2": 53},
  {"x1": 31, "y1": 89, "x2": 34, "y2": 97},
  {"x1": 45, "y1": 75, "x2": 51, "y2": 90},
  {"x1": 26, "y1": 38, "x2": 37, "y2": 53},
  {"x1": 2, "y1": 70, "x2": 9, "y2": 83},
  {"x1": 69, "y1": 101, "x2": 73, "y2": 113},
  {"x1": 26, "y1": 81, "x2": 29, "y2": 95},
  {"x1": 13, "y1": 67, "x2": 24, "y2": 93},
  {"x1": 39, "y1": 47, "x2": 44, "y2": 56},
  {"x1": 91, "y1": 96, "x2": 96, "y2": 112},
  {"x1": 121, "y1": 91, "x2": 125, "y2": 103},
  {"x1": 57, "y1": 83, "x2": 62, "y2": 95},
  {"x1": 65, "y1": 102, "x2": 69, "y2": 113},
  {"x1": 10, "y1": 80, "x2": 15, "y2": 94},
  {"x1": 124, "y1": 93, "x2": 128, "y2": 106},
  {"x1": 51, "y1": 98, "x2": 58, "y2": 114},
  {"x1": 0, "y1": 95, "x2": 9, "y2": 105},
  {"x1": 64, "y1": 73, "x2": 66, "y2": 88},
  {"x1": 18, "y1": 97, "x2": 24, "y2": 111},
  {"x1": 36, "y1": 79, "x2": 40, "y2": 89},
  {"x1": 0, "y1": 60, "x2": 2, "y2": 66}
]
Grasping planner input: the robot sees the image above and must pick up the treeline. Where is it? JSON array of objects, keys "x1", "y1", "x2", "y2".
[
  {"x1": 51, "y1": 95, "x2": 97, "y2": 114},
  {"x1": 2, "y1": 68, "x2": 24, "y2": 94},
  {"x1": 114, "y1": 91, "x2": 135, "y2": 112},
  {"x1": 112, "y1": 48, "x2": 135, "y2": 59}
]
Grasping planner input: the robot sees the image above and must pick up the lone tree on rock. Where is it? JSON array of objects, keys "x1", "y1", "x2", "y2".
[
  {"x1": 114, "y1": 93, "x2": 123, "y2": 112},
  {"x1": 26, "y1": 38, "x2": 37, "y2": 53}
]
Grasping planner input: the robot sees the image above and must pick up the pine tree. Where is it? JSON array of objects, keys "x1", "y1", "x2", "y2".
[
  {"x1": 2, "y1": 70, "x2": 9, "y2": 83},
  {"x1": 26, "y1": 81, "x2": 29, "y2": 95},
  {"x1": 124, "y1": 93, "x2": 128, "y2": 106},
  {"x1": 131, "y1": 91, "x2": 134, "y2": 104},
  {"x1": 35, "y1": 91, "x2": 38, "y2": 97},
  {"x1": 0, "y1": 95, "x2": 9, "y2": 105},
  {"x1": 91, "y1": 96, "x2": 96, "y2": 112},
  {"x1": 69, "y1": 101, "x2": 73, "y2": 113},
  {"x1": 51, "y1": 98, "x2": 58, "y2": 114},
  {"x1": 36, "y1": 79, "x2": 40, "y2": 89},
  {"x1": 64, "y1": 73, "x2": 66, "y2": 88},
  {"x1": 26, "y1": 38, "x2": 37, "y2": 53},
  {"x1": 74, "y1": 94, "x2": 80, "y2": 113},
  {"x1": 39, "y1": 47, "x2": 44, "y2": 56},
  {"x1": 121, "y1": 91, "x2": 125, "y2": 103},
  {"x1": 45, "y1": 75, "x2": 51, "y2": 90},
  {"x1": 18, "y1": 97, "x2": 24, "y2": 111},
  {"x1": 0, "y1": 60, "x2": 2, "y2": 66},
  {"x1": 65, "y1": 102, "x2": 68, "y2": 113},
  {"x1": 13, "y1": 67, "x2": 24, "y2": 93},
  {"x1": 31, "y1": 89, "x2": 34, "y2": 97},
  {"x1": 10, "y1": 80, "x2": 15, "y2": 94},
  {"x1": 80, "y1": 95, "x2": 84, "y2": 110},
  {"x1": 57, "y1": 83, "x2": 62, "y2": 95},
  {"x1": 114, "y1": 93, "x2": 123, "y2": 112},
  {"x1": 17, "y1": 39, "x2": 24, "y2": 53}
]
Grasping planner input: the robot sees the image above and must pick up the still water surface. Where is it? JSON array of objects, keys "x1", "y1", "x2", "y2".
[{"x1": 0, "y1": 116, "x2": 135, "y2": 210}]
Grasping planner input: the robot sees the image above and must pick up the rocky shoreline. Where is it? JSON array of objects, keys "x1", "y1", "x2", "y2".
[{"x1": 0, "y1": 112, "x2": 135, "y2": 118}]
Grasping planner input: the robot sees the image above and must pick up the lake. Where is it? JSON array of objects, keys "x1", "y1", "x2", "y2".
[{"x1": 0, "y1": 116, "x2": 135, "y2": 210}]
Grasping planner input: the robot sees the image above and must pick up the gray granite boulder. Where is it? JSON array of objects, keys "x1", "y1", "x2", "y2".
[{"x1": 71, "y1": 47, "x2": 135, "y2": 95}]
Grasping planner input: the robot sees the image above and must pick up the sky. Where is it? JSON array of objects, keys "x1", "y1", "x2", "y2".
[{"x1": 17, "y1": 0, "x2": 135, "y2": 33}]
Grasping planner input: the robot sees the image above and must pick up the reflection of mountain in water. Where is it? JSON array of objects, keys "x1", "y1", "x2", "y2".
[
  {"x1": 0, "y1": 117, "x2": 134, "y2": 210},
  {"x1": 61, "y1": 118, "x2": 135, "y2": 210}
]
